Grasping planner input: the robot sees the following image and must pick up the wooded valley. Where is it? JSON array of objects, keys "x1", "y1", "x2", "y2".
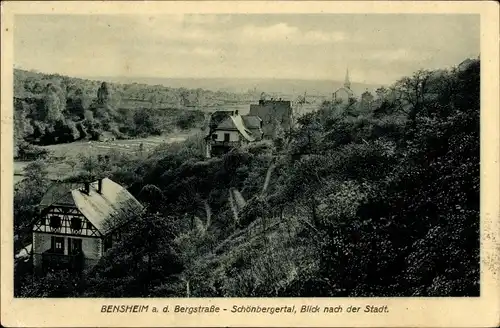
[{"x1": 14, "y1": 58, "x2": 480, "y2": 297}]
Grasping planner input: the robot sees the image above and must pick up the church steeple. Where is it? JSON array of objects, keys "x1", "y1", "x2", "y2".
[{"x1": 344, "y1": 68, "x2": 351, "y2": 90}]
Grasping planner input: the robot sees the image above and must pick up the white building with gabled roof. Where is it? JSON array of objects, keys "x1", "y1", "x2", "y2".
[
  {"x1": 333, "y1": 68, "x2": 355, "y2": 104},
  {"x1": 32, "y1": 178, "x2": 143, "y2": 273},
  {"x1": 205, "y1": 111, "x2": 263, "y2": 158}
]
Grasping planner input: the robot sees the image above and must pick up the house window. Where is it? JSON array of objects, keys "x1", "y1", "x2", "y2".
[
  {"x1": 86, "y1": 221, "x2": 94, "y2": 230},
  {"x1": 70, "y1": 217, "x2": 82, "y2": 233},
  {"x1": 51, "y1": 236, "x2": 65, "y2": 254},
  {"x1": 49, "y1": 216, "x2": 61, "y2": 231},
  {"x1": 211, "y1": 134, "x2": 217, "y2": 140},
  {"x1": 224, "y1": 133, "x2": 230, "y2": 142}
]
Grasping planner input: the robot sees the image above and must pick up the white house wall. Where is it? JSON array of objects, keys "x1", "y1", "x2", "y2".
[
  {"x1": 33, "y1": 232, "x2": 51, "y2": 256},
  {"x1": 32, "y1": 232, "x2": 102, "y2": 267},
  {"x1": 214, "y1": 130, "x2": 240, "y2": 142}
]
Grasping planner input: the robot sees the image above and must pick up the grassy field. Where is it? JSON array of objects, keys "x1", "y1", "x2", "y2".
[
  {"x1": 14, "y1": 130, "x2": 199, "y2": 183},
  {"x1": 42, "y1": 135, "x2": 185, "y2": 158}
]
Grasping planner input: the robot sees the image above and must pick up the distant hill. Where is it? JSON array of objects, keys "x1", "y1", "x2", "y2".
[
  {"x1": 13, "y1": 69, "x2": 255, "y2": 110},
  {"x1": 82, "y1": 76, "x2": 384, "y2": 98},
  {"x1": 12, "y1": 68, "x2": 212, "y2": 148}
]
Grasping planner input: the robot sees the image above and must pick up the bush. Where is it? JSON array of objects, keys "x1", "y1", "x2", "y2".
[
  {"x1": 15, "y1": 142, "x2": 50, "y2": 161},
  {"x1": 176, "y1": 110, "x2": 204, "y2": 130}
]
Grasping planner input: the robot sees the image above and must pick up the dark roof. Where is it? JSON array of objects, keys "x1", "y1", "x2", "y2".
[
  {"x1": 209, "y1": 111, "x2": 235, "y2": 129},
  {"x1": 242, "y1": 115, "x2": 262, "y2": 129},
  {"x1": 217, "y1": 116, "x2": 239, "y2": 130},
  {"x1": 257, "y1": 100, "x2": 291, "y2": 106},
  {"x1": 39, "y1": 182, "x2": 81, "y2": 207}
]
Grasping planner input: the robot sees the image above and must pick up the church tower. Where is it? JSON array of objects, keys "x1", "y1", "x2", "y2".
[
  {"x1": 344, "y1": 68, "x2": 351, "y2": 90},
  {"x1": 333, "y1": 67, "x2": 354, "y2": 104}
]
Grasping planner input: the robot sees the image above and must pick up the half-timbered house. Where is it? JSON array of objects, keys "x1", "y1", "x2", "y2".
[{"x1": 32, "y1": 178, "x2": 143, "y2": 273}]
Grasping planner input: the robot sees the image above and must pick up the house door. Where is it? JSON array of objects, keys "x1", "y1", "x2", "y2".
[
  {"x1": 224, "y1": 133, "x2": 230, "y2": 142},
  {"x1": 68, "y1": 238, "x2": 83, "y2": 256}
]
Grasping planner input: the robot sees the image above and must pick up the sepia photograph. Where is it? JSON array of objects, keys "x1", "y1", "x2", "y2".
[
  {"x1": 11, "y1": 12, "x2": 483, "y2": 298},
  {"x1": 1, "y1": 1, "x2": 499, "y2": 327}
]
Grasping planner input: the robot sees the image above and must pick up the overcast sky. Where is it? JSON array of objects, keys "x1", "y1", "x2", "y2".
[{"x1": 14, "y1": 14, "x2": 479, "y2": 84}]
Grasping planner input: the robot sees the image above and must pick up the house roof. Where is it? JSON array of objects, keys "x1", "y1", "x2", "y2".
[
  {"x1": 242, "y1": 115, "x2": 262, "y2": 130},
  {"x1": 209, "y1": 111, "x2": 234, "y2": 129},
  {"x1": 230, "y1": 115, "x2": 256, "y2": 142},
  {"x1": 217, "y1": 116, "x2": 239, "y2": 130},
  {"x1": 39, "y1": 182, "x2": 81, "y2": 207},
  {"x1": 214, "y1": 115, "x2": 256, "y2": 142},
  {"x1": 40, "y1": 178, "x2": 143, "y2": 234}
]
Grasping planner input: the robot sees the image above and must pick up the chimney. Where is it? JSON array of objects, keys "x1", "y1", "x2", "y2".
[
  {"x1": 235, "y1": 110, "x2": 239, "y2": 116},
  {"x1": 84, "y1": 182, "x2": 90, "y2": 195},
  {"x1": 98, "y1": 178, "x2": 103, "y2": 194}
]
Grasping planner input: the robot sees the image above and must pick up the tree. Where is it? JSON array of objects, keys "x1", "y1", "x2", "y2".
[
  {"x1": 97, "y1": 82, "x2": 110, "y2": 106},
  {"x1": 65, "y1": 87, "x2": 87, "y2": 119},
  {"x1": 78, "y1": 154, "x2": 100, "y2": 179},
  {"x1": 14, "y1": 159, "x2": 50, "y2": 241},
  {"x1": 84, "y1": 212, "x2": 183, "y2": 297},
  {"x1": 43, "y1": 83, "x2": 64, "y2": 123},
  {"x1": 133, "y1": 109, "x2": 162, "y2": 136},
  {"x1": 305, "y1": 59, "x2": 480, "y2": 297},
  {"x1": 53, "y1": 119, "x2": 80, "y2": 143},
  {"x1": 138, "y1": 184, "x2": 165, "y2": 213}
]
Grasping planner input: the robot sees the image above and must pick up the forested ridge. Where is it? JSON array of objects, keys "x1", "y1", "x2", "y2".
[
  {"x1": 14, "y1": 58, "x2": 480, "y2": 297},
  {"x1": 13, "y1": 68, "x2": 250, "y2": 156}
]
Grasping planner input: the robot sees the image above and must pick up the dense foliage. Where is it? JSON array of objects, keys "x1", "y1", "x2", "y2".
[
  {"x1": 13, "y1": 69, "x2": 223, "y2": 154},
  {"x1": 14, "y1": 59, "x2": 480, "y2": 297}
]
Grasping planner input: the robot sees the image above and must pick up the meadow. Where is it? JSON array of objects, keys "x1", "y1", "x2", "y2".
[{"x1": 14, "y1": 130, "x2": 197, "y2": 183}]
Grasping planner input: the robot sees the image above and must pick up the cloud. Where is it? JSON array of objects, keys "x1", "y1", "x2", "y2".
[
  {"x1": 241, "y1": 23, "x2": 346, "y2": 45},
  {"x1": 242, "y1": 23, "x2": 298, "y2": 41},
  {"x1": 14, "y1": 14, "x2": 479, "y2": 82},
  {"x1": 303, "y1": 30, "x2": 345, "y2": 43},
  {"x1": 192, "y1": 47, "x2": 221, "y2": 57},
  {"x1": 366, "y1": 48, "x2": 433, "y2": 62},
  {"x1": 182, "y1": 14, "x2": 232, "y2": 25},
  {"x1": 128, "y1": 19, "x2": 347, "y2": 50},
  {"x1": 129, "y1": 15, "x2": 231, "y2": 43}
]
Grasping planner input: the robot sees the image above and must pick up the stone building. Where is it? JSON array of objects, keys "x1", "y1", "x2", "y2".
[{"x1": 248, "y1": 99, "x2": 292, "y2": 139}]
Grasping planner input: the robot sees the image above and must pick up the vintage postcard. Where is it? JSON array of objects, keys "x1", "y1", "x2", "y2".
[{"x1": 1, "y1": 1, "x2": 499, "y2": 327}]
